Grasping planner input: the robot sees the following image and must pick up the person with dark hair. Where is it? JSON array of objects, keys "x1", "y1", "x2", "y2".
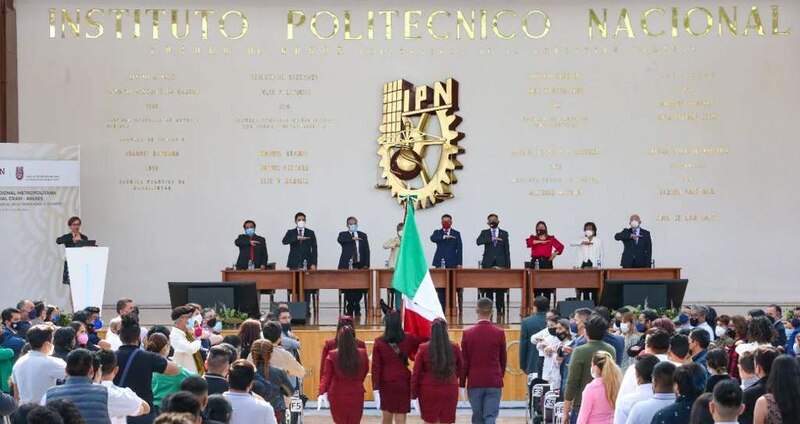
[
  {"x1": 145, "y1": 333, "x2": 197, "y2": 409},
  {"x1": 411, "y1": 318, "x2": 463, "y2": 424},
  {"x1": 689, "y1": 393, "x2": 714, "y2": 424},
  {"x1": 628, "y1": 309, "x2": 661, "y2": 358},
  {"x1": 1, "y1": 308, "x2": 25, "y2": 358},
  {"x1": 234, "y1": 219, "x2": 268, "y2": 270},
  {"x1": 563, "y1": 314, "x2": 615, "y2": 423},
  {"x1": 710, "y1": 379, "x2": 744, "y2": 422},
  {"x1": 461, "y1": 298, "x2": 506, "y2": 423},
  {"x1": 223, "y1": 360, "x2": 276, "y2": 424},
  {"x1": 764, "y1": 305, "x2": 787, "y2": 348},
  {"x1": 740, "y1": 346, "x2": 779, "y2": 424},
  {"x1": 690, "y1": 328, "x2": 712, "y2": 368},
  {"x1": 235, "y1": 320, "x2": 261, "y2": 360},
  {"x1": 736, "y1": 317, "x2": 776, "y2": 358},
  {"x1": 160, "y1": 391, "x2": 202, "y2": 422},
  {"x1": 690, "y1": 305, "x2": 715, "y2": 342},
  {"x1": 618, "y1": 312, "x2": 641, "y2": 373},
  {"x1": 651, "y1": 363, "x2": 707, "y2": 424},
  {"x1": 97, "y1": 349, "x2": 149, "y2": 424},
  {"x1": 753, "y1": 355, "x2": 800, "y2": 424},
  {"x1": 220, "y1": 336, "x2": 241, "y2": 358},
  {"x1": 0, "y1": 389, "x2": 15, "y2": 417},
  {"x1": 570, "y1": 221, "x2": 604, "y2": 301},
  {"x1": 337, "y1": 216, "x2": 371, "y2": 316},
  {"x1": 170, "y1": 306, "x2": 206, "y2": 375},
  {"x1": 69, "y1": 321, "x2": 104, "y2": 352},
  {"x1": 476, "y1": 213, "x2": 512, "y2": 314},
  {"x1": 153, "y1": 413, "x2": 195, "y2": 424},
  {"x1": 371, "y1": 310, "x2": 421, "y2": 423},
  {"x1": 10, "y1": 325, "x2": 65, "y2": 404},
  {"x1": 705, "y1": 348, "x2": 732, "y2": 393},
  {"x1": 520, "y1": 295, "x2": 549, "y2": 380},
  {"x1": 614, "y1": 354, "x2": 660, "y2": 424},
  {"x1": 282, "y1": 212, "x2": 318, "y2": 270},
  {"x1": 318, "y1": 326, "x2": 369, "y2": 424},
  {"x1": 251, "y1": 339, "x2": 292, "y2": 422},
  {"x1": 526, "y1": 220, "x2": 564, "y2": 299},
  {"x1": 28, "y1": 302, "x2": 47, "y2": 327},
  {"x1": 204, "y1": 346, "x2": 232, "y2": 395},
  {"x1": 205, "y1": 394, "x2": 232, "y2": 424},
  {"x1": 431, "y1": 214, "x2": 464, "y2": 310},
  {"x1": 738, "y1": 351, "x2": 759, "y2": 392},
  {"x1": 668, "y1": 334, "x2": 692, "y2": 365},
  {"x1": 25, "y1": 405, "x2": 64, "y2": 424},
  {"x1": 319, "y1": 317, "x2": 363, "y2": 379},
  {"x1": 275, "y1": 307, "x2": 300, "y2": 358},
  {"x1": 45, "y1": 398, "x2": 86, "y2": 424},
  {"x1": 178, "y1": 377, "x2": 209, "y2": 409},
  {"x1": 115, "y1": 316, "x2": 179, "y2": 424},
  {"x1": 56, "y1": 216, "x2": 89, "y2": 285},
  {"x1": 10, "y1": 403, "x2": 39, "y2": 424},
  {"x1": 260, "y1": 321, "x2": 304, "y2": 379},
  {"x1": 614, "y1": 213, "x2": 652, "y2": 269}
]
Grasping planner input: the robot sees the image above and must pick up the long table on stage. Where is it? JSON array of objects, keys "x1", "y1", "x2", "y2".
[
  {"x1": 452, "y1": 268, "x2": 528, "y2": 316},
  {"x1": 298, "y1": 269, "x2": 373, "y2": 316},
  {"x1": 528, "y1": 269, "x2": 605, "y2": 314},
  {"x1": 221, "y1": 269, "x2": 299, "y2": 301},
  {"x1": 604, "y1": 267, "x2": 682, "y2": 280},
  {"x1": 375, "y1": 268, "x2": 451, "y2": 316}
]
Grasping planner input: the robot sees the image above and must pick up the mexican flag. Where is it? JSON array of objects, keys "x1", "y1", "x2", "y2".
[{"x1": 392, "y1": 202, "x2": 445, "y2": 339}]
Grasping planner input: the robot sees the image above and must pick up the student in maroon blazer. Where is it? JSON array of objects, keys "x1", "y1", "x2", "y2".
[
  {"x1": 460, "y1": 298, "x2": 507, "y2": 424},
  {"x1": 318, "y1": 326, "x2": 370, "y2": 424},
  {"x1": 411, "y1": 318, "x2": 464, "y2": 424},
  {"x1": 320, "y1": 316, "x2": 366, "y2": 378},
  {"x1": 372, "y1": 310, "x2": 422, "y2": 422}
]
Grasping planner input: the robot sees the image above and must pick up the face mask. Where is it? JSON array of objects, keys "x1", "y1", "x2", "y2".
[
  {"x1": 213, "y1": 322, "x2": 223, "y2": 333},
  {"x1": 726, "y1": 328, "x2": 736, "y2": 339},
  {"x1": 715, "y1": 326, "x2": 727, "y2": 338},
  {"x1": 537, "y1": 229, "x2": 546, "y2": 236},
  {"x1": 689, "y1": 318, "x2": 699, "y2": 327},
  {"x1": 548, "y1": 327, "x2": 557, "y2": 336},
  {"x1": 569, "y1": 322, "x2": 579, "y2": 334},
  {"x1": 207, "y1": 318, "x2": 217, "y2": 328},
  {"x1": 245, "y1": 228, "x2": 255, "y2": 236},
  {"x1": 584, "y1": 230, "x2": 594, "y2": 237},
  {"x1": 397, "y1": 230, "x2": 403, "y2": 237},
  {"x1": 556, "y1": 332, "x2": 568, "y2": 341},
  {"x1": 28, "y1": 310, "x2": 37, "y2": 320},
  {"x1": 590, "y1": 367, "x2": 599, "y2": 379},
  {"x1": 678, "y1": 313, "x2": 689, "y2": 325},
  {"x1": 620, "y1": 323, "x2": 631, "y2": 333},
  {"x1": 10, "y1": 322, "x2": 19, "y2": 331},
  {"x1": 630, "y1": 220, "x2": 640, "y2": 228},
  {"x1": 442, "y1": 222, "x2": 452, "y2": 230},
  {"x1": 488, "y1": 221, "x2": 498, "y2": 228},
  {"x1": 281, "y1": 323, "x2": 292, "y2": 333},
  {"x1": 187, "y1": 317, "x2": 197, "y2": 329},
  {"x1": 635, "y1": 322, "x2": 646, "y2": 333},
  {"x1": 93, "y1": 318, "x2": 103, "y2": 331},
  {"x1": 296, "y1": 220, "x2": 306, "y2": 229},
  {"x1": 614, "y1": 318, "x2": 621, "y2": 328},
  {"x1": 792, "y1": 318, "x2": 800, "y2": 329},
  {"x1": 77, "y1": 333, "x2": 89, "y2": 346},
  {"x1": 349, "y1": 224, "x2": 358, "y2": 233},
  {"x1": 52, "y1": 313, "x2": 60, "y2": 323}
]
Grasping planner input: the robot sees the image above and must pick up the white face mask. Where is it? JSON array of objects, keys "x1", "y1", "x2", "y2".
[
  {"x1": 620, "y1": 323, "x2": 631, "y2": 333},
  {"x1": 630, "y1": 220, "x2": 640, "y2": 228},
  {"x1": 296, "y1": 220, "x2": 306, "y2": 229},
  {"x1": 590, "y1": 367, "x2": 599, "y2": 379},
  {"x1": 715, "y1": 326, "x2": 727, "y2": 338},
  {"x1": 584, "y1": 230, "x2": 594, "y2": 237}
]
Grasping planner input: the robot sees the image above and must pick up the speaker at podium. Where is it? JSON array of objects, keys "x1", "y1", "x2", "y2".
[{"x1": 66, "y1": 246, "x2": 109, "y2": 311}]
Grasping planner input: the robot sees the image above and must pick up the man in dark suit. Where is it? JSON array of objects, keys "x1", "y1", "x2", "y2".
[
  {"x1": 476, "y1": 213, "x2": 511, "y2": 315},
  {"x1": 430, "y1": 214, "x2": 462, "y2": 310},
  {"x1": 740, "y1": 346, "x2": 779, "y2": 424},
  {"x1": 460, "y1": 298, "x2": 506, "y2": 424},
  {"x1": 337, "y1": 216, "x2": 370, "y2": 316},
  {"x1": 614, "y1": 214, "x2": 652, "y2": 268},
  {"x1": 519, "y1": 296, "x2": 549, "y2": 380},
  {"x1": 282, "y1": 212, "x2": 318, "y2": 302},
  {"x1": 234, "y1": 220, "x2": 268, "y2": 270}
]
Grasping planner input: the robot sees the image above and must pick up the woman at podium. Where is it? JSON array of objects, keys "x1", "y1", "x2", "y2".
[{"x1": 55, "y1": 216, "x2": 89, "y2": 285}]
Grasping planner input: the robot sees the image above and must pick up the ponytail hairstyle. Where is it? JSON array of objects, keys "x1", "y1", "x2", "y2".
[
  {"x1": 592, "y1": 351, "x2": 623, "y2": 407},
  {"x1": 251, "y1": 339, "x2": 274, "y2": 377},
  {"x1": 428, "y1": 318, "x2": 455, "y2": 381},
  {"x1": 335, "y1": 316, "x2": 355, "y2": 348},
  {"x1": 145, "y1": 332, "x2": 170, "y2": 356},
  {"x1": 335, "y1": 326, "x2": 360, "y2": 377}
]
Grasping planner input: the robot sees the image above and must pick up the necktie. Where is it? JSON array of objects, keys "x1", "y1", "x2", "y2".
[
  {"x1": 352, "y1": 232, "x2": 360, "y2": 263},
  {"x1": 634, "y1": 229, "x2": 639, "y2": 245},
  {"x1": 249, "y1": 236, "x2": 255, "y2": 261},
  {"x1": 492, "y1": 229, "x2": 498, "y2": 247},
  {"x1": 299, "y1": 228, "x2": 304, "y2": 238}
]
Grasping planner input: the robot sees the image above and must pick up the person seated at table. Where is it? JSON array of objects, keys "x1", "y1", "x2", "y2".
[
  {"x1": 525, "y1": 221, "x2": 564, "y2": 299},
  {"x1": 235, "y1": 220, "x2": 268, "y2": 270},
  {"x1": 431, "y1": 214, "x2": 463, "y2": 312},
  {"x1": 614, "y1": 214, "x2": 652, "y2": 269},
  {"x1": 570, "y1": 222, "x2": 604, "y2": 301},
  {"x1": 476, "y1": 213, "x2": 511, "y2": 316},
  {"x1": 337, "y1": 216, "x2": 371, "y2": 317}
]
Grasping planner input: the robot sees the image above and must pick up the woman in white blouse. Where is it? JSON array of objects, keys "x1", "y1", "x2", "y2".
[{"x1": 570, "y1": 222, "x2": 604, "y2": 300}]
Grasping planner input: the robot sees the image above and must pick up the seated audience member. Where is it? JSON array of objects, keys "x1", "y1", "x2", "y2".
[
  {"x1": 705, "y1": 348, "x2": 732, "y2": 393},
  {"x1": 739, "y1": 346, "x2": 779, "y2": 424},
  {"x1": 576, "y1": 351, "x2": 622, "y2": 424},
  {"x1": 709, "y1": 379, "x2": 745, "y2": 423},
  {"x1": 222, "y1": 360, "x2": 276, "y2": 424},
  {"x1": 752, "y1": 355, "x2": 800, "y2": 424},
  {"x1": 625, "y1": 361, "x2": 678, "y2": 424},
  {"x1": 689, "y1": 393, "x2": 714, "y2": 424},
  {"x1": 689, "y1": 328, "x2": 711, "y2": 367},
  {"x1": 97, "y1": 349, "x2": 150, "y2": 424},
  {"x1": 204, "y1": 346, "x2": 233, "y2": 395},
  {"x1": 10, "y1": 325, "x2": 66, "y2": 404},
  {"x1": 614, "y1": 354, "x2": 659, "y2": 424},
  {"x1": 146, "y1": 333, "x2": 198, "y2": 409},
  {"x1": 651, "y1": 363, "x2": 707, "y2": 424},
  {"x1": 160, "y1": 391, "x2": 203, "y2": 424},
  {"x1": 205, "y1": 394, "x2": 232, "y2": 424}
]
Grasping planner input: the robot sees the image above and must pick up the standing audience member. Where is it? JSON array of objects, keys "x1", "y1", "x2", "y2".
[
  {"x1": 22, "y1": 405, "x2": 65, "y2": 424},
  {"x1": 205, "y1": 395, "x2": 232, "y2": 424},
  {"x1": 691, "y1": 305, "x2": 715, "y2": 342},
  {"x1": 617, "y1": 312, "x2": 641, "y2": 373},
  {"x1": 705, "y1": 348, "x2": 732, "y2": 393},
  {"x1": 43, "y1": 398, "x2": 85, "y2": 424},
  {"x1": 371, "y1": 310, "x2": 421, "y2": 424},
  {"x1": 752, "y1": 355, "x2": 800, "y2": 424},
  {"x1": 236, "y1": 320, "x2": 262, "y2": 360},
  {"x1": 159, "y1": 391, "x2": 203, "y2": 424},
  {"x1": 519, "y1": 296, "x2": 549, "y2": 381},
  {"x1": 727, "y1": 315, "x2": 748, "y2": 379},
  {"x1": 650, "y1": 363, "x2": 708, "y2": 424},
  {"x1": 764, "y1": 305, "x2": 787, "y2": 348},
  {"x1": 690, "y1": 328, "x2": 711, "y2": 368},
  {"x1": 709, "y1": 379, "x2": 745, "y2": 423},
  {"x1": 614, "y1": 354, "x2": 659, "y2": 424},
  {"x1": 736, "y1": 317, "x2": 775, "y2": 357},
  {"x1": 617, "y1": 328, "x2": 672, "y2": 399},
  {"x1": 411, "y1": 318, "x2": 463, "y2": 424},
  {"x1": 668, "y1": 334, "x2": 693, "y2": 366},
  {"x1": 737, "y1": 351, "x2": 759, "y2": 391},
  {"x1": 10, "y1": 325, "x2": 66, "y2": 404},
  {"x1": 576, "y1": 351, "x2": 622, "y2": 424},
  {"x1": 1, "y1": 308, "x2": 26, "y2": 358},
  {"x1": 222, "y1": 360, "x2": 276, "y2": 424},
  {"x1": 261, "y1": 322, "x2": 305, "y2": 380},
  {"x1": 251, "y1": 339, "x2": 292, "y2": 423},
  {"x1": 625, "y1": 361, "x2": 678, "y2": 424},
  {"x1": 689, "y1": 393, "x2": 715, "y2": 424},
  {"x1": 740, "y1": 346, "x2": 779, "y2": 424},
  {"x1": 710, "y1": 315, "x2": 734, "y2": 350},
  {"x1": 170, "y1": 306, "x2": 206, "y2": 375},
  {"x1": 461, "y1": 298, "x2": 506, "y2": 424},
  {"x1": 147, "y1": 333, "x2": 197, "y2": 410},
  {"x1": 563, "y1": 315, "x2": 616, "y2": 423},
  {"x1": 203, "y1": 346, "x2": 232, "y2": 395},
  {"x1": 97, "y1": 349, "x2": 150, "y2": 424},
  {"x1": 318, "y1": 326, "x2": 369, "y2": 424}
]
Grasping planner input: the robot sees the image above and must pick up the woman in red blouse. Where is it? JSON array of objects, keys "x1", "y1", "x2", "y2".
[
  {"x1": 372, "y1": 310, "x2": 422, "y2": 424},
  {"x1": 318, "y1": 325, "x2": 370, "y2": 424},
  {"x1": 411, "y1": 318, "x2": 463, "y2": 424},
  {"x1": 526, "y1": 221, "x2": 564, "y2": 298}
]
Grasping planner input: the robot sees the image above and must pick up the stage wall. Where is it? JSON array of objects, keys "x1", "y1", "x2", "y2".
[{"x1": 14, "y1": 0, "x2": 800, "y2": 308}]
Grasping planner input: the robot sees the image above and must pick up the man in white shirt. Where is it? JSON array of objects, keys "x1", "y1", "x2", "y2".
[
  {"x1": 626, "y1": 361, "x2": 678, "y2": 424},
  {"x1": 170, "y1": 305, "x2": 208, "y2": 374},
  {"x1": 614, "y1": 354, "x2": 659, "y2": 424},
  {"x1": 10, "y1": 325, "x2": 66, "y2": 403},
  {"x1": 106, "y1": 298, "x2": 148, "y2": 347},
  {"x1": 223, "y1": 360, "x2": 277, "y2": 424},
  {"x1": 618, "y1": 328, "x2": 671, "y2": 399},
  {"x1": 96, "y1": 350, "x2": 149, "y2": 424}
]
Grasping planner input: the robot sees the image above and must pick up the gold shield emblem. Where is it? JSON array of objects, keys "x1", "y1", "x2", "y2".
[{"x1": 376, "y1": 78, "x2": 464, "y2": 208}]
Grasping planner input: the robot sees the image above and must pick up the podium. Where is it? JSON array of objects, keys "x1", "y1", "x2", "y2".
[{"x1": 66, "y1": 247, "x2": 109, "y2": 311}]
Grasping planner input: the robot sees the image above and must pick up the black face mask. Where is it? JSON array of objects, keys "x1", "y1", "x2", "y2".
[
  {"x1": 614, "y1": 318, "x2": 621, "y2": 328},
  {"x1": 548, "y1": 327, "x2": 557, "y2": 336},
  {"x1": 556, "y1": 332, "x2": 568, "y2": 341},
  {"x1": 207, "y1": 318, "x2": 217, "y2": 328},
  {"x1": 726, "y1": 328, "x2": 736, "y2": 339},
  {"x1": 537, "y1": 229, "x2": 546, "y2": 236},
  {"x1": 689, "y1": 318, "x2": 699, "y2": 327},
  {"x1": 281, "y1": 323, "x2": 292, "y2": 333}
]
